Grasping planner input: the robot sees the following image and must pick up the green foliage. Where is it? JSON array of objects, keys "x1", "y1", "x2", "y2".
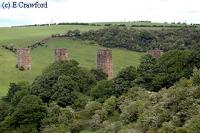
[
  {"x1": 185, "y1": 113, "x2": 200, "y2": 133},
  {"x1": 4, "y1": 81, "x2": 30, "y2": 102},
  {"x1": 11, "y1": 89, "x2": 30, "y2": 107},
  {"x1": 52, "y1": 75, "x2": 79, "y2": 107},
  {"x1": 10, "y1": 95, "x2": 46, "y2": 131},
  {"x1": 90, "y1": 69, "x2": 108, "y2": 81},
  {"x1": 90, "y1": 114, "x2": 102, "y2": 130},
  {"x1": 103, "y1": 96, "x2": 117, "y2": 115},
  {"x1": 31, "y1": 60, "x2": 96, "y2": 104},
  {"x1": 69, "y1": 119, "x2": 85, "y2": 133},
  {"x1": 113, "y1": 66, "x2": 137, "y2": 96},
  {"x1": 91, "y1": 80, "x2": 114, "y2": 102},
  {"x1": 102, "y1": 121, "x2": 122, "y2": 133},
  {"x1": 159, "y1": 121, "x2": 175, "y2": 133},
  {"x1": 138, "y1": 106, "x2": 170, "y2": 133},
  {"x1": 41, "y1": 102, "x2": 74, "y2": 132},
  {"x1": 191, "y1": 68, "x2": 200, "y2": 85},
  {"x1": 78, "y1": 27, "x2": 200, "y2": 52},
  {"x1": 72, "y1": 93, "x2": 90, "y2": 110},
  {"x1": 84, "y1": 101, "x2": 102, "y2": 117},
  {"x1": 0, "y1": 95, "x2": 46, "y2": 132},
  {"x1": 120, "y1": 100, "x2": 147, "y2": 124},
  {"x1": 14, "y1": 124, "x2": 38, "y2": 133},
  {"x1": 137, "y1": 50, "x2": 200, "y2": 91},
  {"x1": 0, "y1": 101, "x2": 9, "y2": 122}
]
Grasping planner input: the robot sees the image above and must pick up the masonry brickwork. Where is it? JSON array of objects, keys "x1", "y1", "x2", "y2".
[
  {"x1": 148, "y1": 50, "x2": 163, "y2": 58},
  {"x1": 16, "y1": 48, "x2": 31, "y2": 70},
  {"x1": 55, "y1": 48, "x2": 68, "y2": 61},
  {"x1": 97, "y1": 48, "x2": 113, "y2": 79}
]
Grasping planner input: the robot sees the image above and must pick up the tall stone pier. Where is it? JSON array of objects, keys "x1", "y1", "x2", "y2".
[
  {"x1": 55, "y1": 48, "x2": 68, "y2": 61},
  {"x1": 148, "y1": 50, "x2": 163, "y2": 58},
  {"x1": 16, "y1": 48, "x2": 31, "y2": 70},
  {"x1": 97, "y1": 48, "x2": 113, "y2": 79}
]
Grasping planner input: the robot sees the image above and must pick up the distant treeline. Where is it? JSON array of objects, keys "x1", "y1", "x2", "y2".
[
  {"x1": 12, "y1": 22, "x2": 101, "y2": 27},
  {"x1": 65, "y1": 27, "x2": 200, "y2": 52},
  {"x1": 11, "y1": 21, "x2": 200, "y2": 28}
]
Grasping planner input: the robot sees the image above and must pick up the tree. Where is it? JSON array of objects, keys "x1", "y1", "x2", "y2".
[
  {"x1": 31, "y1": 60, "x2": 96, "y2": 103},
  {"x1": 52, "y1": 75, "x2": 79, "y2": 107},
  {"x1": 11, "y1": 95, "x2": 46, "y2": 131}
]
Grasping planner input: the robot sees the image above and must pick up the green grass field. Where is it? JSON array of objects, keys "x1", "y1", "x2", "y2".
[
  {"x1": 0, "y1": 25, "x2": 145, "y2": 97},
  {"x1": 0, "y1": 25, "x2": 104, "y2": 47}
]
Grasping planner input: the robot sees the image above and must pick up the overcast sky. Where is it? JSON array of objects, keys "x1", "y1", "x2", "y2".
[{"x1": 0, "y1": 0, "x2": 200, "y2": 26}]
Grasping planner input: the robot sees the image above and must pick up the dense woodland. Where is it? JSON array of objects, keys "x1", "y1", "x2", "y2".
[
  {"x1": 1, "y1": 47, "x2": 200, "y2": 132},
  {"x1": 65, "y1": 27, "x2": 200, "y2": 52}
]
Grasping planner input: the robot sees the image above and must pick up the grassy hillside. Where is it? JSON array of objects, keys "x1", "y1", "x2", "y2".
[
  {"x1": 0, "y1": 37, "x2": 144, "y2": 97},
  {"x1": 0, "y1": 25, "x2": 104, "y2": 47}
]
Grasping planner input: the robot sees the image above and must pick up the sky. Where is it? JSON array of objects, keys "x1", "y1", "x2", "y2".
[{"x1": 0, "y1": 0, "x2": 200, "y2": 26}]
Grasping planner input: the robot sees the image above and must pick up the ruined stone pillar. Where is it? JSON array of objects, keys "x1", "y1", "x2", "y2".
[
  {"x1": 97, "y1": 48, "x2": 113, "y2": 79},
  {"x1": 148, "y1": 50, "x2": 163, "y2": 58},
  {"x1": 16, "y1": 48, "x2": 31, "y2": 70},
  {"x1": 55, "y1": 48, "x2": 68, "y2": 61}
]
